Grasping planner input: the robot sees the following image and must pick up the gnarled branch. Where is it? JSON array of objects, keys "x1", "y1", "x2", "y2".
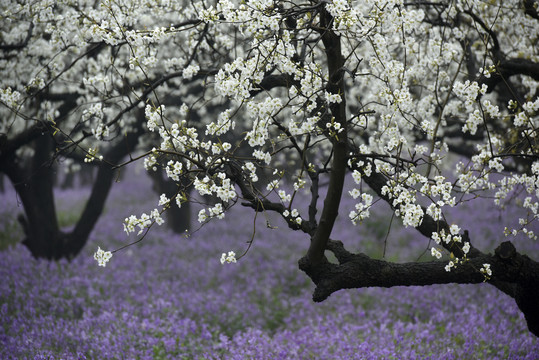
[{"x1": 299, "y1": 240, "x2": 539, "y2": 336}]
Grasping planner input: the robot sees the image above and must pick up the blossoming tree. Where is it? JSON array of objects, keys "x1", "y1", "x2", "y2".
[{"x1": 2, "y1": 0, "x2": 539, "y2": 336}]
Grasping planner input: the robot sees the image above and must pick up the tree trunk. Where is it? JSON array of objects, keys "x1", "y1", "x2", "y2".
[
  {"x1": 148, "y1": 168, "x2": 191, "y2": 233},
  {"x1": 5, "y1": 135, "x2": 63, "y2": 259},
  {"x1": 2, "y1": 130, "x2": 141, "y2": 260},
  {"x1": 61, "y1": 171, "x2": 75, "y2": 189}
]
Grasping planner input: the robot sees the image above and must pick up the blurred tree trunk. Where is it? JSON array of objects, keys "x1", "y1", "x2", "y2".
[
  {"x1": 148, "y1": 169, "x2": 191, "y2": 233},
  {"x1": 2, "y1": 130, "x2": 141, "y2": 260},
  {"x1": 60, "y1": 170, "x2": 75, "y2": 189},
  {"x1": 60, "y1": 164, "x2": 95, "y2": 189},
  {"x1": 9, "y1": 135, "x2": 62, "y2": 258}
]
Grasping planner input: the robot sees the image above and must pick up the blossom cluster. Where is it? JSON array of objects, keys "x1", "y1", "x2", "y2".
[
  {"x1": 220, "y1": 250, "x2": 237, "y2": 264},
  {"x1": 2, "y1": 0, "x2": 538, "y2": 307},
  {"x1": 93, "y1": 246, "x2": 113, "y2": 267},
  {"x1": 381, "y1": 182, "x2": 424, "y2": 228},
  {"x1": 283, "y1": 208, "x2": 303, "y2": 226}
]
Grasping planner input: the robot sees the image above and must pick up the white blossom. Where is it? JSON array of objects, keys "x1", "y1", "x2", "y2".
[
  {"x1": 480, "y1": 263, "x2": 492, "y2": 277},
  {"x1": 93, "y1": 247, "x2": 113, "y2": 267},
  {"x1": 220, "y1": 251, "x2": 237, "y2": 264}
]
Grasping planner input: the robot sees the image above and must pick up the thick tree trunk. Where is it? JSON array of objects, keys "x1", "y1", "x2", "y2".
[
  {"x1": 63, "y1": 139, "x2": 131, "y2": 258},
  {"x1": 6, "y1": 135, "x2": 62, "y2": 259},
  {"x1": 2, "y1": 130, "x2": 141, "y2": 260}
]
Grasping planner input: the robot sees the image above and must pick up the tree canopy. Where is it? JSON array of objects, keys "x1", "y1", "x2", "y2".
[{"x1": 1, "y1": 0, "x2": 538, "y2": 336}]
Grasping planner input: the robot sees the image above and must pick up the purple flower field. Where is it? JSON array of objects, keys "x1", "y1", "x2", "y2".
[{"x1": 1, "y1": 168, "x2": 538, "y2": 359}]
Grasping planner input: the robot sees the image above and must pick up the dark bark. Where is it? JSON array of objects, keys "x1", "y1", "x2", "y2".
[
  {"x1": 148, "y1": 169, "x2": 191, "y2": 234},
  {"x1": 299, "y1": 240, "x2": 539, "y2": 336},
  {"x1": 250, "y1": 74, "x2": 298, "y2": 96},
  {"x1": 306, "y1": 8, "x2": 348, "y2": 265},
  {"x1": 524, "y1": 0, "x2": 539, "y2": 20},
  {"x1": 2, "y1": 129, "x2": 141, "y2": 260},
  {"x1": 60, "y1": 172, "x2": 74, "y2": 188},
  {"x1": 6, "y1": 135, "x2": 61, "y2": 258},
  {"x1": 0, "y1": 94, "x2": 78, "y2": 165},
  {"x1": 481, "y1": 58, "x2": 539, "y2": 93},
  {"x1": 287, "y1": 2, "x2": 539, "y2": 339},
  {"x1": 66, "y1": 132, "x2": 140, "y2": 257},
  {"x1": 298, "y1": 144, "x2": 539, "y2": 337}
]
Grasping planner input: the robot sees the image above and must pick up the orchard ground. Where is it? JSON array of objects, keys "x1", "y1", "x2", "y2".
[{"x1": 1, "y1": 167, "x2": 538, "y2": 359}]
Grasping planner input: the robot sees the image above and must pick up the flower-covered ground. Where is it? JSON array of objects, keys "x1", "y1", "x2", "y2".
[{"x1": 1, "y1": 168, "x2": 538, "y2": 359}]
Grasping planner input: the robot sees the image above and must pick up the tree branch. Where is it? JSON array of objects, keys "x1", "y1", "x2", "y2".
[
  {"x1": 299, "y1": 239, "x2": 539, "y2": 336},
  {"x1": 348, "y1": 152, "x2": 482, "y2": 259},
  {"x1": 481, "y1": 58, "x2": 539, "y2": 92},
  {"x1": 524, "y1": 0, "x2": 539, "y2": 20},
  {"x1": 306, "y1": 8, "x2": 348, "y2": 265},
  {"x1": 250, "y1": 74, "x2": 297, "y2": 96}
]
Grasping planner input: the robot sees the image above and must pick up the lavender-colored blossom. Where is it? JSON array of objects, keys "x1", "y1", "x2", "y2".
[{"x1": 0, "y1": 168, "x2": 538, "y2": 359}]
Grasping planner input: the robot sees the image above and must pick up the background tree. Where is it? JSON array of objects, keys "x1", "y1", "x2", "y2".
[
  {"x1": 0, "y1": 0, "x2": 213, "y2": 257},
  {"x1": 2, "y1": 0, "x2": 538, "y2": 337}
]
